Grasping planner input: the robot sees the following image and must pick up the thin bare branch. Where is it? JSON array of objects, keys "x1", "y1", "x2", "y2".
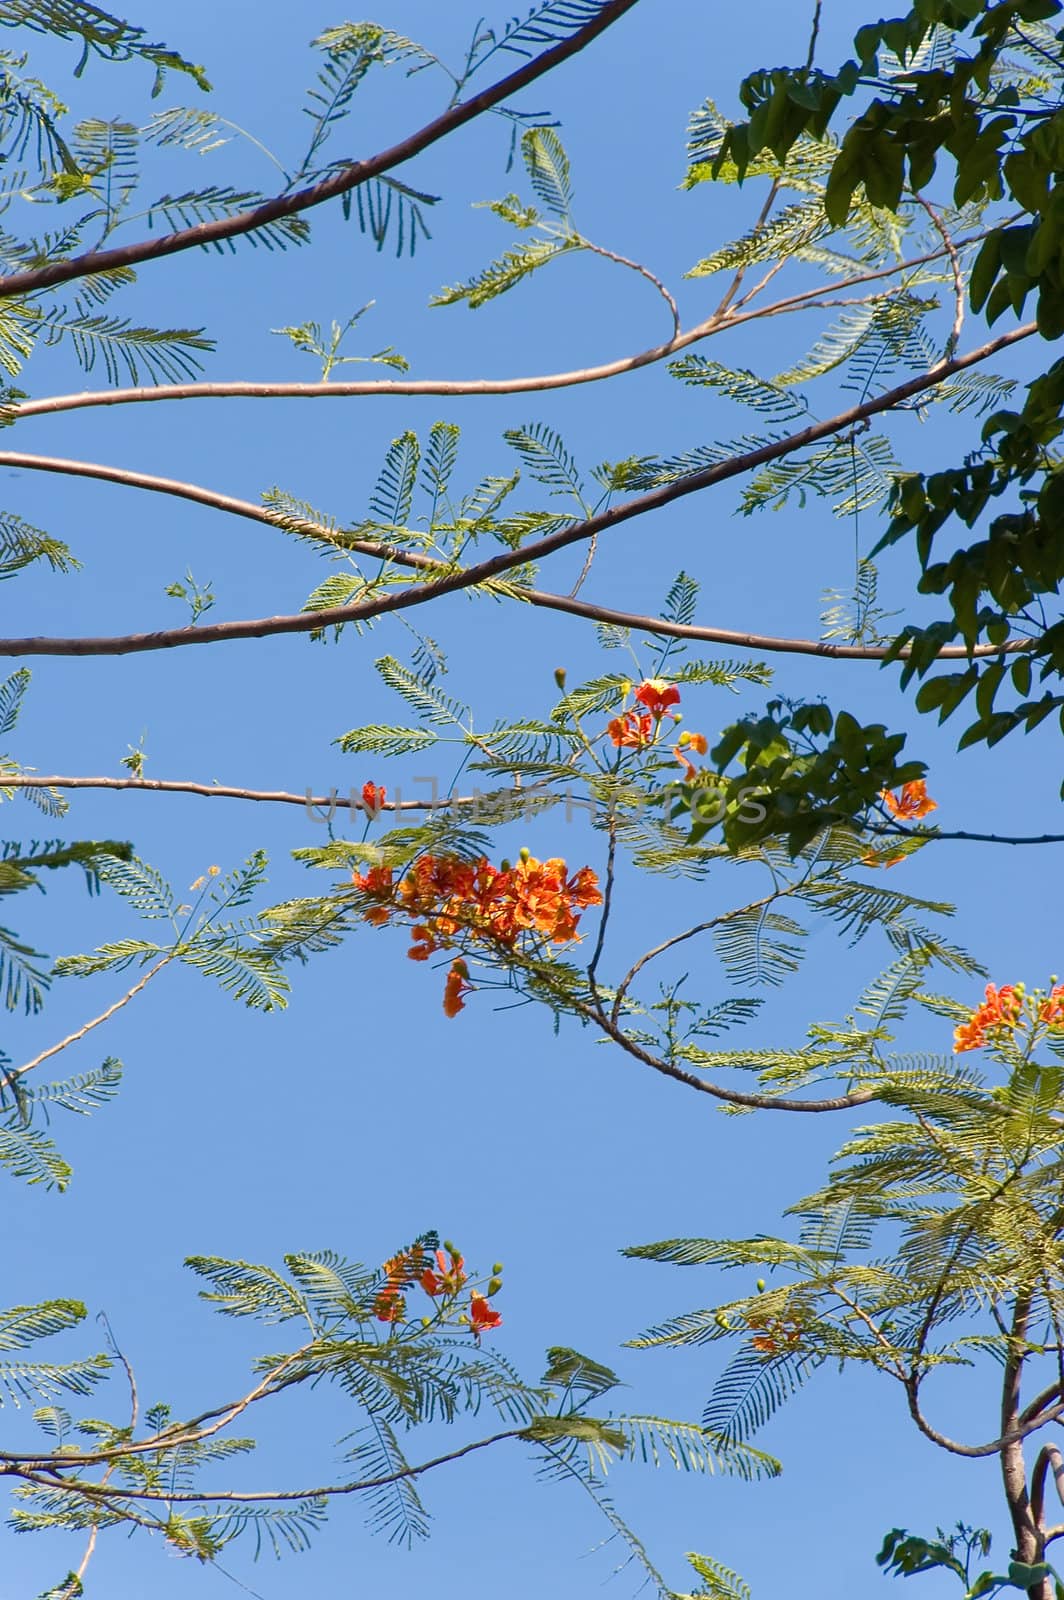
[
  {"x1": 915, "y1": 194, "x2": 964, "y2": 353},
  {"x1": 3, "y1": 234, "x2": 997, "y2": 421},
  {"x1": 0, "y1": 321, "x2": 1037, "y2": 659},
  {"x1": 610, "y1": 892, "x2": 778, "y2": 1025},
  {"x1": 579, "y1": 237, "x2": 680, "y2": 334},
  {"x1": 20, "y1": 1426, "x2": 527, "y2": 1506},
  {"x1": 5, "y1": 955, "x2": 171, "y2": 1085},
  {"x1": 4, "y1": 776, "x2": 1064, "y2": 849}
]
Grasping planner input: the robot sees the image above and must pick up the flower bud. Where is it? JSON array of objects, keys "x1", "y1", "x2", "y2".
[
  {"x1": 715, "y1": 1311, "x2": 730, "y2": 1330},
  {"x1": 487, "y1": 1277, "x2": 503, "y2": 1296},
  {"x1": 756, "y1": 1278, "x2": 766, "y2": 1293},
  {"x1": 492, "y1": 1263, "x2": 504, "y2": 1275},
  {"x1": 443, "y1": 1239, "x2": 458, "y2": 1255},
  {"x1": 554, "y1": 667, "x2": 567, "y2": 688},
  {"x1": 519, "y1": 846, "x2": 531, "y2": 862}
]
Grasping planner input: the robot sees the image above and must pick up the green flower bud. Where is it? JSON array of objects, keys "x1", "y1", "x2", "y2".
[
  {"x1": 756, "y1": 1278, "x2": 766, "y2": 1293},
  {"x1": 487, "y1": 1277, "x2": 503, "y2": 1296},
  {"x1": 554, "y1": 667, "x2": 567, "y2": 688}
]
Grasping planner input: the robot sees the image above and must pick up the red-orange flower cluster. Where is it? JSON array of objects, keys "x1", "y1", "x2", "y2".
[
  {"x1": 419, "y1": 1248, "x2": 468, "y2": 1298},
  {"x1": 469, "y1": 1294, "x2": 503, "y2": 1336},
  {"x1": 361, "y1": 781, "x2": 387, "y2": 815},
  {"x1": 674, "y1": 729, "x2": 708, "y2": 781},
  {"x1": 352, "y1": 851, "x2": 601, "y2": 1015},
  {"x1": 953, "y1": 983, "x2": 1023, "y2": 1053},
  {"x1": 608, "y1": 710, "x2": 653, "y2": 748},
  {"x1": 373, "y1": 1244, "x2": 502, "y2": 1337},
  {"x1": 881, "y1": 780, "x2": 937, "y2": 820},
  {"x1": 634, "y1": 679, "x2": 682, "y2": 717},
  {"x1": 607, "y1": 680, "x2": 684, "y2": 750},
  {"x1": 1039, "y1": 986, "x2": 1064, "y2": 1029}
]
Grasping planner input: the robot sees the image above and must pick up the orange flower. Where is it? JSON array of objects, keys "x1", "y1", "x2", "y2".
[
  {"x1": 420, "y1": 1248, "x2": 467, "y2": 1297},
  {"x1": 443, "y1": 960, "x2": 472, "y2": 1018},
  {"x1": 469, "y1": 1293, "x2": 503, "y2": 1336},
  {"x1": 953, "y1": 982, "x2": 1023, "y2": 1053},
  {"x1": 352, "y1": 862, "x2": 396, "y2": 926},
  {"x1": 354, "y1": 850, "x2": 600, "y2": 1015},
  {"x1": 881, "y1": 780, "x2": 937, "y2": 820},
  {"x1": 674, "y1": 729, "x2": 708, "y2": 781},
  {"x1": 361, "y1": 781, "x2": 386, "y2": 815},
  {"x1": 1039, "y1": 986, "x2": 1064, "y2": 1028},
  {"x1": 634, "y1": 679, "x2": 681, "y2": 717},
  {"x1": 608, "y1": 710, "x2": 654, "y2": 749}
]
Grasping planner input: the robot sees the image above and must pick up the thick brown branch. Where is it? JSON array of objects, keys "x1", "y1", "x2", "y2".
[
  {"x1": 0, "y1": 321, "x2": 1037, "y2": 659},
  {"x1": 0, "y1": 1, "x2": 642, "y2": 299}
]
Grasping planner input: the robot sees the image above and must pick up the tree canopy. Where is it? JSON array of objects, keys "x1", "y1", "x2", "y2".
[{"x1": 1, "y1": 3, "x2": 1064, "y2": 1598}]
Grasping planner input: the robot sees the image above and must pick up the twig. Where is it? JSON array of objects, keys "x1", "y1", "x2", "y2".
[
  {"x1": 580, "y1": 238, "x2": 680, "y2": 335},
  {"x1": 7, "y1": 955, "x2": 171, "y2": 1084},
  {"x1": 915, "y1": 193, "x2": 965, "y2": 353}
]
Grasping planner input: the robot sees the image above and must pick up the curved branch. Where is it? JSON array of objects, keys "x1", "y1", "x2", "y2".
[
  {"x1": 0, "y1": 320, "x2": 1037, "y2": 659},
  {"x1": 0, "y1": 446, "x2": 1029, "y2": 662},
  {"x1": 902, "y1": 1383, "x2": 1064, "y2": 1459},
  {"x1": 0, "y1": 1, "x2": 642, "y2": 300},
  {"x1": 1032, "y1": 1443, "x2": 1064, "y2": 1530},
  {"x1": 1023, "y1": 1381, "x2": 1064, "y2": 1429},
  {"x1": 577, "y1": 997, "x2": 876, "y2": 1114},
  {"x1": 18, "y1": 1426, "x2": 527, "y2": 1506},
  {"x1": 4, "y1": 235, "x2": 987, "y2": 421}
]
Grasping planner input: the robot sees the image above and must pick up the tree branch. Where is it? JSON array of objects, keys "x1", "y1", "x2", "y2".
[
  {"x1": 577, "y1": 995, "x2": 876, "y2": 1114},
  {"x1": 3, "y1": 233, "x2": 987, "y2": 420},
  {"x1": 18, "y1": 1426, "x2": 527, "y2": 1506},
  {"x1": 3, "y1": 954, "x2": 172, "y2": 1087},
  {"x1": 4, "y1": 777, "x2": 1064, "y2": 849},
  {"x1": 0, "y1": 0, "x2": 642, "y2": 300},
  {"x1": 0, "y1": 446, "x2": 1029, "y2": 661},
  {"x1": 0, "y1": 320, "x2": 1037, "y2": 659}
]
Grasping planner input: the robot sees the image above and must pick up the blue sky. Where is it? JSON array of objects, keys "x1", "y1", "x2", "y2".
[{"x1": 4, "y1": 4, "x2": 1061, "y2": 1598}]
